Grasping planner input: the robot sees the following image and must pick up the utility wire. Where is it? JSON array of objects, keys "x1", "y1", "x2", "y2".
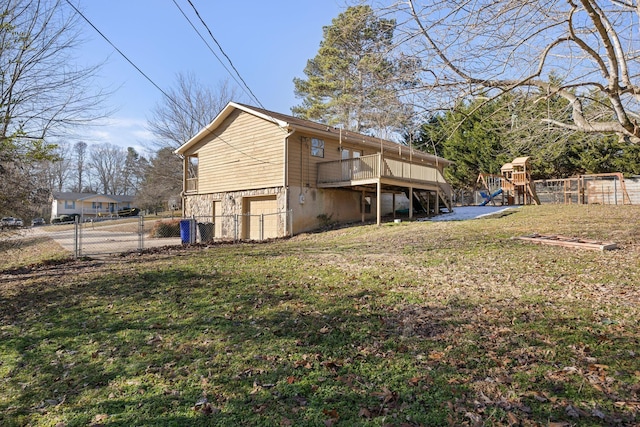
[
  {"x1": 175, "y1": 0, "x2": 293, "y2": 136},
  {"x1": 64, "y1": 0, "x2": 272, "y2": 164},
  {"x1": 184, "y1": 0, "x2": 266, "y2": 110},
  {"x1": 171, "y1": 0, "x2": 248, "y2": 100},
  {"x1": 65, "y1": 0, "x2": 175, "y2": 109}
]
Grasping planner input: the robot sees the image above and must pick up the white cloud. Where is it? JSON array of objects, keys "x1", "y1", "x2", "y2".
[{"x1": 68, "y1": 116, "x2": 156, "y2": 157}]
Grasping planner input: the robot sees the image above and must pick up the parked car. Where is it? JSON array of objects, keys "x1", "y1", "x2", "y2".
[
  {"x1": 1, "y1": 217, "x2": 23, "y2": 228},
  {"x1": 51, "y1": 213, "x2": 80, "y2": 224},
  {"x1": 118, "y1": 207, "x2": 140, "y2": 217},
  {"x1": 31, "y1": 217, "x2": 45, "y2": 226},
  {"x1": 1, "y1": 217, "x2": 16, "y2": 228}
]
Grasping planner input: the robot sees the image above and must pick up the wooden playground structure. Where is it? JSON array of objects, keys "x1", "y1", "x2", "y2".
[{"x1": 477, "y1": 157, "x2": 540, "y2": 206}]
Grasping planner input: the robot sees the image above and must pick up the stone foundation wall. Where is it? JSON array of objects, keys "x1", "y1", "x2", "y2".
[{"x1": 183, "y1": 187, "x2": 287, "y2": 239}]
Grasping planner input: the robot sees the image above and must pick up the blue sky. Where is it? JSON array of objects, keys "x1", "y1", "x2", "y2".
[{"x1": 71, "y1": 1, "x2": 346, "y2": 154}]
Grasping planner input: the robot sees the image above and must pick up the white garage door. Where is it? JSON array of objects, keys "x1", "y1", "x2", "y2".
[{"x1": 245, "y1": 196, "x2": 279, "y2": 240}]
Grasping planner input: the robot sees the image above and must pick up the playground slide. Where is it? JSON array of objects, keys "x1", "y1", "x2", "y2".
[{"x1": 479, "y1": 188, "x2": 503, "y2": 206}]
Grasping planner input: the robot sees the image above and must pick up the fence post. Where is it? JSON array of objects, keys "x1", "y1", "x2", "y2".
[
  {"x1": 138, "y1": 215, "x2": 144, "y2": 251},
  {"x1": 191, "y1": 216, "x2": 197, "y2": 244},
  {"x1": 234, "y1": 214, "x2": 238, "y2": 242},
  {"x1": 260, "y1": 213, "x2": 264, "y2": 241},
  {"x1": 74, "y1": 217, "x2": 81, "y2": 259}
]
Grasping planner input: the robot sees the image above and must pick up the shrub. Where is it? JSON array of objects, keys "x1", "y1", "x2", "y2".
[
  {"x1": 149, "y1": 219, "x2": 181, "y2": 238},
  {"x1": 317, "y1": 213, "x2": 334, "y2": 228}
]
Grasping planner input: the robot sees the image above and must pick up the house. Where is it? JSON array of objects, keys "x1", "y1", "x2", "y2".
[
  {"x1": 175, "y1": 102, "x2": 453, "y2": 240},
  {"x1": 51, "y1": 192, "x2": 135, "y2": 220}
]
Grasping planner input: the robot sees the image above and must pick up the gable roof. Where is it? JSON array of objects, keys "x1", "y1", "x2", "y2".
[{"x1": 175, "y1": 102, "x2": 452, "y2": 166}]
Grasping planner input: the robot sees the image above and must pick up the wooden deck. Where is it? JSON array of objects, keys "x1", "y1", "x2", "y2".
[
  {"x1": 317, "y1": 153, "x2": 453, "y2": 224},
  {"x1": 317, "y1": 153, "x2": 450, "y2": 193}
]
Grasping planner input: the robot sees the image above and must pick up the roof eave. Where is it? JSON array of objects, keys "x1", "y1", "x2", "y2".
[{"x1": 175, "y1": 102, "x2": 452, "y2": 167}]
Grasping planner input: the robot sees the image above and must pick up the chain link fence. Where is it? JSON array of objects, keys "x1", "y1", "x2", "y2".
[
  {"x1": 68, "y1": 216, "x2": 179, "y2": 257},
  {"x1": 178, "y1": 211, "x2": 292, "y2": 244},
  {"x1": 51, "y1": 211, "x2": 292, "y2": 258}
]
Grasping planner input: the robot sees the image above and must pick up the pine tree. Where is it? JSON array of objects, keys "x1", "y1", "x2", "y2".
[{"x1": 292, "y1": 5, "x2": 413, "y2": 139}]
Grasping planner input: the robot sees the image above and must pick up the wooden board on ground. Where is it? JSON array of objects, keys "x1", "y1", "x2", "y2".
[{"x1": 515, "y1": 233, "x2": 618, "y2": 251}]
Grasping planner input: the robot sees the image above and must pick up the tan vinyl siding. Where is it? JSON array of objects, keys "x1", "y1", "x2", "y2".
[
  {"x1": 287, "y1": 133, "x2": 350, "y2": 189},
  {"x1": 192, "y1": 110, "x2": 285, "y2": 193}
]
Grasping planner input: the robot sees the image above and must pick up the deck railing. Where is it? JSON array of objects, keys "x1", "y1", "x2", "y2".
[{"x1": 318, "y1": 153, "x2": 448, "y2": 188}]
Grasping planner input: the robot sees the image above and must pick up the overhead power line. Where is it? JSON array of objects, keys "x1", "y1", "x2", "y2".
[
  {"x1": 182, "y1": 0, "x2": 266, "y2": 110},
  {"x1": 170, "y1": 0, "x2": 249, "y2": 101},
  {"x1": 64, "y1": 0, "x2": 175, "y2": 108},
  {"x1": 64, "y1": 0, "x2": 273, "y2": 164}
]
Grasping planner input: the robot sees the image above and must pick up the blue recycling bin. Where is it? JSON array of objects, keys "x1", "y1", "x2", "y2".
[{"x1": 180, "y1": 219, "x2": 195, "y2": 244}]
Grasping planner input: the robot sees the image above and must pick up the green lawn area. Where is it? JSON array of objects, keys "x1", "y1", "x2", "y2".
[{"x1": 1, "y1": 205, "x2": 639, "y2": 426}]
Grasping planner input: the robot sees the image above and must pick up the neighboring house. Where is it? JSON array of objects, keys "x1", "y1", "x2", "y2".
[
  {"x1": 175, "y1": 102, "x2": 453, "y2": 240},
  {"x1": 51, "y1": 192, "x2": 135, "y2": 220}
]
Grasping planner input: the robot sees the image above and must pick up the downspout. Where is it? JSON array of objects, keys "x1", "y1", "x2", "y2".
[
  {"x1": 178, "y1": 154, "x2": 186, "y2": 217},
  {"x1": 284, "y1": 129, "x2": 295, "y2": 236}
]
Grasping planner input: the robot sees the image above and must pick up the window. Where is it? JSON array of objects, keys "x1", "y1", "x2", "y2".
[
  {"x1": 64, "y1": 200, "x2": 75, "y2": 209},
  {"x1": 311, "y1": 138, "x2": 324, "y2": 158},
  {"x1": 362, "y1": 196, "x2": 372, "y2": 214},
  {"x1": 92, "y1": 202, "x2": 103, "y2": 209}
]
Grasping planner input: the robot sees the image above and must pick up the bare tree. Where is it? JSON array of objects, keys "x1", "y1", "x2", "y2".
[
  {"x1": 73, "y1": 141, "x2": 88, "y2": 192},
  {"x1": 89, "y1": 144, "x2": 126, "y2": 195},
  {"x1": 391, "y1": 0, "x2": 640, "y2": 143},
  {"x1": 47, "y1": 142, "x2": 72, "y2": 191},
  {"x1": 0, "y1": 0, "x2": 108, "y2": 142},
  {"x1": 147, "y1": 74, "x2": 241, "y2": 149},
  {"x1": 0, "y1": 0, "x2": 108, "y2": 217}
]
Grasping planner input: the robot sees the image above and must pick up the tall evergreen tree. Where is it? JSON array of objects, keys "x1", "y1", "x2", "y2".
[
  {"x1": 121, "y1": 147, "x2": 147, "y2": 195},
  {"x1": 292, "y1": 5, "x2": 413, "y2": 139},
  {"x1": 412, "y1": 88, "x2": 640, "y2": 191},
  {"x1": 135, "y1": 148, "x2": 182, "y2": 214}
]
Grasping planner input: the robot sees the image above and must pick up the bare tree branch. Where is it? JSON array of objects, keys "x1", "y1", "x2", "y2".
[{"x1": 393, "y1": 0, "x2": 640, "y2": 142}]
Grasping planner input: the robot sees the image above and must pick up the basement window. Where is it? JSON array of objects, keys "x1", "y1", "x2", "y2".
[
  {"x1": 362, "y1": 196, "x2": 372, "y2": 214},
  {"x1": 311, "y1": 138, "x2": 324, "y2": 158}
]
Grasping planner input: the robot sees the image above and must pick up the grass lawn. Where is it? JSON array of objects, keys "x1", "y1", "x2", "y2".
[{"x1": 1, "y1": 205, "x2": 639, "y2": 426}]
